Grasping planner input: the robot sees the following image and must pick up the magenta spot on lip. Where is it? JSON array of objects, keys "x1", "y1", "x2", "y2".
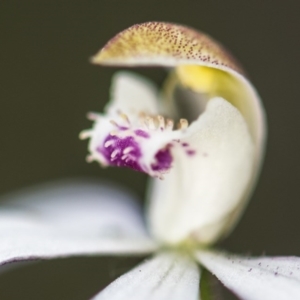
[
  {"x1": 186, "y1": 150, "x2": 196, "y2": 156},
  {"x1": 98, "y1": 136, "x2": 143, "y2": 172},
  {"x1": 151, "y1": 147, "x2": 173, "y2": 172},
  {"x1": 118, "y1": 126, "x2": 129, "y2": 131},
  {"x1": 134, "y1": 129, "x2": 150, "y2": 138}
]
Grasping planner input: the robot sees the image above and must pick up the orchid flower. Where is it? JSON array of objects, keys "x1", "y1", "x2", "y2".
[{"x1": 1, "y1": 22, "x2": 300, "y2": 300}]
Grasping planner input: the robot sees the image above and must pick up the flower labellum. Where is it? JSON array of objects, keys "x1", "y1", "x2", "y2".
[{"x1": 80, "y1": 73, "x2": 192, "y2": 179}]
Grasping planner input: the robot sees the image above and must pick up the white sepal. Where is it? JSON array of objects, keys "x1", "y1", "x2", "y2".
[
  {"x1": 92, "y1": 251, "x2": 200, "y2": 300},
  {"x1": 196, "y1": 250, "x2": 300, "y2": 300},
  {"x1": 0, "y1": 180, "x2": 157, "y2": 267}
]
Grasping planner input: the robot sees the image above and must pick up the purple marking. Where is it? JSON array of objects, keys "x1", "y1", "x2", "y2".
[
  {"x1": 98, "y1": 135, "x2": 143, "y2": 172},
  {"x1": 151, "y1": 147, "x2": 173, "y2": 171},
  {"x1": 118, "y1": 126, "x2": 129, "y2": 131},
  {"x1": 134, "y1": 129, "x2": 150, "y2": 138},
  {"x1": 182, "y1": 142, "x2": 189, "y2": 147},
  {"x1": 186, "y1": 149, "x2": 196, "y2": 156}
]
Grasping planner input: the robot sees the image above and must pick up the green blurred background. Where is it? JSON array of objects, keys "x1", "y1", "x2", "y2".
[{"x1": 1, "y1": 0, "x2": 299, "y2": 299}]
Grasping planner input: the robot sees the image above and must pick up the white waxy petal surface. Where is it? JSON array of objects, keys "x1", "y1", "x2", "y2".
[
  {"x1": 92, "y1": 251, "x2": 200, "y2": 300},
  {"x1": 148, "y1": 97, "x2": 255, "y2": 245},
  {"x1": 0, "y1": 180, "x2": 157, "y2": 267},
  {"x1": 196, "y1": 250, "x2": 300, "y2": 300},
  {"x1": 106, "y1": 71, "x2": 159, "y2": 116}
]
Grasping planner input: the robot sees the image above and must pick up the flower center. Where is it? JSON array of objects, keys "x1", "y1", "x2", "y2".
[{"x1": 80, "y1": 110, "x2": 195, "y2": 178}]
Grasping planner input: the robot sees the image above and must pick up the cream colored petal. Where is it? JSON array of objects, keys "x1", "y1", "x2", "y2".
[
  {"x1": 91, "y1": 22, "x2": 266, "y2": 242},
  {"x1": 105, "y1": 71, "x2": 159, "y2": 116},
  {"x1": 196, "y1": 250, "x2": 300, "y2": 300},
  {"x1": 92, "y1": 251, "x2": 200, "y2": 300},
  {"x1": 148, "y1": 98, "x2": 254, "y2": 245},
  {"x1": 0, "y1": 180, "x2": 157, "y2": 267}
]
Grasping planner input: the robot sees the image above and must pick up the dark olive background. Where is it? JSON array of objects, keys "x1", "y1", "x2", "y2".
[{"x1": 0, "y1": 1, "x2": 299, "y2": 299}]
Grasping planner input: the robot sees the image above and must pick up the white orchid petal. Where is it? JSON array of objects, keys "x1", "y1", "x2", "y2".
[
  {"x1": 148, "y1": 98, "x2": 254, "y2": 244},
  {"x1": 196, "y1": 250, "x2": 300, "y2": 300},
  {"x1": 106, "y1": 71, "x2": 159, "y2": 116},
  {"x1": 0, "y1": 180, "x2": 157, "y2": 267},
  {"x1": 92, "y1": 251, "x2": 200, "y2": 300}
]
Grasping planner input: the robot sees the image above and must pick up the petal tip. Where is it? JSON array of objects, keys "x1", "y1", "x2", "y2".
[{"x1": 90, "y1": 53, "x2": 106, "y2": 65}]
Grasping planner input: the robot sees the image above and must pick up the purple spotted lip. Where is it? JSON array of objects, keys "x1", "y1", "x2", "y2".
[{"x1": 97, "y1": 134, "x2": 173, "y2": 175}]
